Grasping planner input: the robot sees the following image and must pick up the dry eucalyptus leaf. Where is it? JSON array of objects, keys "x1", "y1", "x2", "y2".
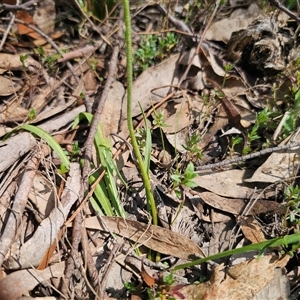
[
  {"x1": 0, "y1": 76, "x2": 22, "y2": 96},
  {"x1": 0, "y1": 53, "x2": 40, "y2": 71},
  {"x1": 174, "y1": 255, "x2": 289, "y2": 300},
  {"x1": 30, "y1": 78, "x2": 59, "y2": 113},
  {"x1": 28, "y1": 173, "x2": 56, "y2": 217},
  {"x1": 198, "y1": 191, "x2": 284, "y2": 216},
  {"x1": 194, "y1": 169, "x2": 254, "y2": 198},
  {"x1": 189, "y1": 196, "x2": 234, "y2": 223},
  {"x1": 165, "y1": 128, "x2": 190, "y2": 153},
  {"x1": 83, "y1": 216, "x2": 205, "y2": 259},
  {"x1": 252, "y1": 268, "x2": 290, "y2": 300},
  {"x1": 0, "y1": 262, "x2": 64, "y2": 300},
  {"x1": 130, "y1": 54, "x2": 180, "y2": 117},
  {"x1": 204, "y1": 3, "x2": 261, "y2": 42},
  {"x1": 239, "y1": 216, "x2": 265, "y2": 243},
  {"x1": 0, "y1": 98, "x2": 28, "y2": 122},
  {"x1": 245, "y1": 137, "x2": 300, "y2": 183},
  {"x1": 83, "y1": 69, "x2": 98, "y2": 92},
  {"x1": 162, "y1": 100, "x2": 191, "y2": 134},
  {"x1": 100, "y1": 81, "x2": 126, "y2": 138},
  {"x1": 162, "y1": 93, "x2": 208, "y2": 134}
]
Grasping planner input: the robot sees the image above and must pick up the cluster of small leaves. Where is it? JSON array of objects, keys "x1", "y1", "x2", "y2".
[
  {"x1": 134, "y1": 33, "x2": 177, "y2": 76},
  {"x1": 243, "y1": 108, "x2": 273, "y2": 154},
  {"x1": 284, "y1": 184, "x2": 300, "y2": 226},
  {"x1": 171, "y1": 162, "x2": 197, "y2": 197},
  {"x1": 182, "y1": 132, "x2": 203, "y2": 160},
  {"x1": 35, "y1": 47, "x2": 63, "y2": 72},
  {"x1": 282, "y1": 88, "x2": 300, "y2": 135}
]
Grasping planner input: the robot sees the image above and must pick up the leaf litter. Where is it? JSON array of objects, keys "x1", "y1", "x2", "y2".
[{"x1": 0, "y1": 0, "x2": 300, "y2": 299}]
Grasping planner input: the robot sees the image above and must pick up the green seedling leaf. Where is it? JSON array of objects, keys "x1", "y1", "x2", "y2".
[
  {"x1": 19, "y1": 124, "x2": 70, "y2": 170},
  {"x1": 28, "y1": 108, "x2": 37, "y2": 121},
  {"x1": 73, "y1": 112, "x2": 126, "y2": 217},
  {"x1": 20, "y1": 53, "x2": 29, "y2": 67},
  {"x1": 170, "y1": 174, "x2": 181, "y2": 183}
]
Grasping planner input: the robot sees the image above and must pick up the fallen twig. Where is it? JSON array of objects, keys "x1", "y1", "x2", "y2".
[{"x1": 196, "y1": 141, "x2": 300, "y2": 171}]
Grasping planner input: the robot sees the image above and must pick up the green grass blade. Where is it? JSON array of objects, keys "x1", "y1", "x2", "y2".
[
  {"x1": 19, "y1": 124, "x2": 70, "y2": 169},
  {"x1": 73, "y1": 112, "x2": 126, "y2": 217},
  {"x1": 171, "y1": 232, "x2": 300, "y2": 271},
  {"x1": 89, "y1": 170, "x2": 114, "y2": 216}
]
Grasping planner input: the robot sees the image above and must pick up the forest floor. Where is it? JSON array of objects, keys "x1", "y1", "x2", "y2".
[{"x1": 0, "y1": 0, "x2": 300, "y2": 299}]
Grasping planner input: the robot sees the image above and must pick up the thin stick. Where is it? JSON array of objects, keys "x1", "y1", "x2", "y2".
[{"x1": 196, "y1": 141, "x2": 300, "y2": 171}]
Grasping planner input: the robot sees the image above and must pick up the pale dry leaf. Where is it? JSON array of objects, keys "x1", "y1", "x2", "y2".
[
  {"x1": 178, "y1": 48, "x2": 201, "y2": 68},
  {"x1": 39, "y1": 105, "x2": 86, "y2": 133},
  {"x1": 189, "y1": 196, "x2": 232, "y2": 223},
  {"x1": 162, "y1": 100, "x2": 191, "y2": 134},
  {"x1": 28, "y1": 173, "x2": 56, "y2": 217},
  {"x1": 245, "y1": 135, "x2": 300, "y2": 183},
  {"x1": 5, "y1": 163, "x2": 81, "y2": 269},
  {"x1": 194, "y1": 169, "x2": 254, "y2": 198},
  {"x1": 0, "y1": 132, "x2": 37, "y2": 173},
  {"x1": 31, "y1": 94, "x2": 78, "y2": 124},
  {"x1": 100, "y1": 81, "x2": 126, "y2": 138},
  {"x1": 83, "y1": 69, "x2": 98, "y2": 92},
  {"x1": 165, "y1": 127, "x2": 190, "y2": 153},
  {"x1": 32, "y1": 0, "x2": 56, "y2": 35},
  {"x1": 0, "y1": 96, "x2": 29, "y2": 122},
  {"x1": 239, "y1": 216, "x2": 265, "y2": 243},
  {"x1": 174, "y1": 255, "x2": 289, "y2": 300},
  {"x1": 197, "y1": 191, "x2": 284, "y2": 216},
  {"x1": 83, "y1": 216, "x2": 205, "y2": 259},
  {"x1": 206, "y1": 219, "x2": 236, "y2": 257},
  {"x1": 252, "y1": 268, "x2": 290, "y2": 300},
  {"x1": 130, "y1": 54, "x2": 180, "y2": 117},
  {"x1": 0, "y1": 53, "x2": 40, "y2": 71},
  {"x1": 204, "y1": 3, "x2": 261, "y2": 42},
  {"x1": 0, "y1": 76, "x2": 22, "y2": 96},
  {"x1": 162, "y1": 93, "x2": 208, "y2": 134},
  {"x1": 30, "y1": 78, "x2": 59, "y2": 113},
  {"x1": 0, "y1": 262, "x2": 64, "y2": 300}
]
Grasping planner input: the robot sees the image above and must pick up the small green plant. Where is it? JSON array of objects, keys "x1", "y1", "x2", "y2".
[
  {"x1": 134, "y1": 33, "x2": 177, "y2": 76},
  {"x1": 58, "y1": 163, "x2": 69, "y2": 175},
  {"x1": 73, "y1": 112, "x2": 126, "y2": 217},
  {"x1": 222, "y1": 63, "x2": 233, "y2": 87},
  {"x1": 157, "y1": 32, "x2": 177, "y2": 59},
  {"x1": 243, "y1": 108, "x2": 272, "y2": 154},
  {"x1": 152, "y1": 109, "x2": 170, "y2": 159},
  {"x1": 124, "y1": 281, "x2": 136, "y2": 293},
  {"x1": 134, "y1": 35, "x2": 158, "y2": 74},
  {"x1": 228, "y1": 135, "x2": 243, "y2": 157},
  {"x1": 284, "y1": 184, "x2": 300, "y2": 226},
  {"x1": 27, "y1": 108, "x2": 37, "y2": 121},
  {"x1": 281, "y1": 88, "x2": 300, "y2": 136},
  {"x1": 67, "y1": 141, "x2": 81, "y2": 162},
  {"x1": 171, "y1": 162, "x2": 198, "y2": 197},
  {"x1": 162, "y1": 272, "x2": 175, "y2": 286},
  {"x1": 35, "y1": 47, "x2": 63, "y2": 72},
  {"x1": 182, "y1": 132, "x2": 203, "y2": 160},
  {"x1": 20, "y1": 53, "x2": 29, "y2": 68}
]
